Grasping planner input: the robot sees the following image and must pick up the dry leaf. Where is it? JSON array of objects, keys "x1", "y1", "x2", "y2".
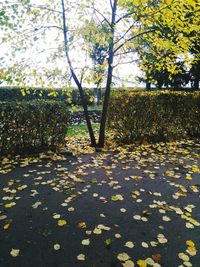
[
  {"x1": 137, "y1": 259, "x2": 147, "y2": 267},
  {"x1": 125, "y1": 241, "x2": 134, "y2": 248},
  {"x1": 178, "y1": 252, "x2": 190, "y2": 262},
  {"x1": 152, "y1": 253, "x2": 161, "y2": 261},
  {"x1": 141, "y1": 242, "x2": 149, "y2": 248},
  {"x1": 10, "y1": 249, "x2": 20, "y2": 257},
  {"x1": 57, "y1": 219, "x2": 67, "y2": 226},
  {"x1": 117, "y1": 253, "x2": 130, "y2": 262},
  {"x1": 123, "y1": 260, "x2": 135, "y2": 267},
  {"x1": 77, "y1": 254, "x2": 85, "y2": 261},
  {"x1": 81, "y1": 239, "x2": 90, "y2": 246},
  {"x1": 78, "y1": 222, "x2": 86, "y2": 228},
  {"x1": 54, "y1": 244, "x2": 61, "y2": 250}
]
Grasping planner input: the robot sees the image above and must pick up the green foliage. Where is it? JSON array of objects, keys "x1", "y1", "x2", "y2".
[
  {"x1": 0, "y1": 87, "x2": 96, "y2": 105},
  {"x1": 0, "y1": 9, "x2": 9, "y2": 27},
  {"x1": 0, "y1": 100, "x2": 69, "y2": 155},
  {"x1": 121, "y1": 0, "x2": 200, "y2": 73},
  {"x1": 138, "y1": 62, "x2": 192, "y2": 90},
  {"x1": 108, "y1": 91, "x2": 200, "y2": 143},
  {"x1": 83, "y1": 20, "x2": 109, "y2": 87}
]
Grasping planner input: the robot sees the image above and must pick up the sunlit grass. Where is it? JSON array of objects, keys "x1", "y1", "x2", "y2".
[
  {"x1": 67, "y1": 124, "x2": 100, "y2": 137},
  {"x1": 68, "y1": 104, "x2": 102, "y2": 112}
]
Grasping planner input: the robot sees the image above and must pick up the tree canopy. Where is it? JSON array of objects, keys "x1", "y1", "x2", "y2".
[{"x1": 0, "y1": 0, "x2": 199, "y2": 147}]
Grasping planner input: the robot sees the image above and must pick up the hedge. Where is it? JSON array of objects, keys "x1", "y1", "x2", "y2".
[
  {"x1": 0, "y1": 87, "x2": 96, "y2": 105},
  {"x1": 0, "y1": 100, "x2": 69, "y2": 155},
  {"x1": 108, "y1": 91, "x2": 200, "y2": 143}
]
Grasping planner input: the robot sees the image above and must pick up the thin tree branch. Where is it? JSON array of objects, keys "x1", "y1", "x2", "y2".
[
  {"x1": 109, "y1": 0, "x2": 113, "y2": 9},
  {"x1": 35, "y1": 25, "x2": 64, "y2": 31},
  {"x1": 84, "y1": 5, "x2": 111, "y2": 28},
  {"x1": 115, "y1": 50, "x2": 137, "y2": 57},
  {"x1": 114, "y1": 29, "x2": 156, "y2": 54},
  {"x1": 115, "y1": 11, "x2": 135, "y2": 24},
  {"x1": 114, "y1": 23, "x2": 135, "y2": 45},
  {"x1": 113, "y1": 58, "x2": 140, "y2": 68},
  {"x1": 28, "y1": 4, "x2": 62, "y2": 14}
]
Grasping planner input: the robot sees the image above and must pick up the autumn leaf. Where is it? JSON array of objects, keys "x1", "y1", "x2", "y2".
[
  {"x1": 125, "y1": 241, "x2": 134, "y2": 248},
  {"x1": 53, "y1": 214, "x2": 61, "y2": 219},
  {"x1": 78, "y1": 222, "x2": 86, "y2": 228},
  {"x1": 123, "y1": 260, "x2": 135, "y2": 267},
  {"x1": 152, "y1": 253, "x2": 161, "y2": 261},
  {"x1": 77, "y1": 254, "x2": 85, "y2": 261},
  {"x1": 186, "y1": 240, "x2": 195, "y2": 247},
  {"x1": 3, "y1": 223, "x2": 11, "y2": 230},
  {"x1": 141, "y1": 242, "x2": 149, "y2": 248},
  {"x1": 178, "y1": 252, "x2": 190, "y2": 261},
  {"x1": 137, "y1": 259, "x2": 147, "y2": 267},
  {"x1": 54, "y1": 244, "x2": 61, "y2": 250},
  {"x1": 10, "y1": 249, "x2": 20, "y2": 257},
  {"x1": 117, "y1": 253, "x2": 130, "y2": 262},
  {"x1": 115, "y1": 233, "x2": 122, "y2": 239},
  {"x1": 32, "y1": 201, "x2": 42, "y2": 209},
  {"x1": 81, "y1": 239, "x2": 90, "y2": 246},
  {"x1": 93, "y1": 228, "x2": 102, "y2": 234},
  {"x1": 111, "y1": 194, "x2": 124, "y2": 201},
  {"x1": 5, "y1": 202, "x2": 16, "y2": 208},
  {"x1": 57, "y1": 220, "x2": 67, "y2": 226},
  {"x1": 105, "y1": 238, "x2": 112, "y2": 247}
]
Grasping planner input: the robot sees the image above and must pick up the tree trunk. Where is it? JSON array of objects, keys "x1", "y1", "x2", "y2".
[
  {"x1": 193, "y1": 76, "x2": 199, "y2": 91},
  {"x1": 97, "y1": 87, "x2": 101, "y2": 105},
  {"x1": 146, "y1": 81, "x2": 151, "y2": 91},
  {"x1": 98, "y1": 0, "x2": 118, "y2": 148},
  {"x1": 61, "y1": 0, "x2": 96, "y2": 147}
]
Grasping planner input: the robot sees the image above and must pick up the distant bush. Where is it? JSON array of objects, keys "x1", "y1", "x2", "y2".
[
  {"x1": 0, "y1": 87, "x2": 96, "y2": 105},
  {"x1": 108, "y1": 91, "x2": 200, "y2": 143},
  {"x1": 0, "y1": 100, "x2": 69, "y2": 155}
]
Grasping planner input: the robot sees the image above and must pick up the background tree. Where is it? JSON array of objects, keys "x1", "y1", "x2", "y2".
[
  {"x1": 128, "y1": 0, "x2": 199, "y2": 90},
  {"x1": 190, "y1": 41, "x2": 200, "y2": 90},
  {"x1": 83, "y1": 20, "x2": 109, "y2": 105}
]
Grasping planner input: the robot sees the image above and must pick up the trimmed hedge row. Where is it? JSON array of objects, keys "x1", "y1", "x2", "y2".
[
  {"x1": 0, "y1": 100, "x2": 69, "y2": 155},
  {"x1": 0, "y1": 87, "x2": 96, "y2": 105},
  {"x1": 108, "y1": 91, "x2": 200, "y2": 143}
]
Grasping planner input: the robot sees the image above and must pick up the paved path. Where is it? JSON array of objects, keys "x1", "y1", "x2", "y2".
[{"x1": 0, "y1": 140, "x2": 200, "y2": 267}]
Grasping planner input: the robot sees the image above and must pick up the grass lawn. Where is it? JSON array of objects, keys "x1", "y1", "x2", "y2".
[{"x1": 67, "y1": 124, "x2": 100, "y2": 137}]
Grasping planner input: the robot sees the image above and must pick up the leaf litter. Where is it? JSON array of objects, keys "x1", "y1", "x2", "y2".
[{"x1": 0, "y1": 139, "x2": 200, "y2": 266}]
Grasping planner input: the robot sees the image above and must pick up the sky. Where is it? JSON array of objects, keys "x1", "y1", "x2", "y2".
[{"x1": 0, "y1": 0, "x2": 142, "y2": 88}]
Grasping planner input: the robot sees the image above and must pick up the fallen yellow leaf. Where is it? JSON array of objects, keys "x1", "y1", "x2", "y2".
[
  {"x1": 117, "y1": 253, "x2": 130, "y2": 262},
  {"x1": 137, "y1": 259, "x2": 147, "y2": 267},
  {"x1": 3, "y1": 223, "x2": 10, "y2": 230},
  {"x1": 57, "y1": 219, "x2": 67, "y2": 226}
]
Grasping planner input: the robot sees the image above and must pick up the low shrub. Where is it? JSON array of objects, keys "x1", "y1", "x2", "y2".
[
  {"x1": 0, "y1": 100, "x2": 69, "y2": 155},
  {"x1": 0, "y1": 87, "x2": 96, "y2": 105},
  {"x1": 108, "y1": 91, "x2": 200, "y2": 143}
]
